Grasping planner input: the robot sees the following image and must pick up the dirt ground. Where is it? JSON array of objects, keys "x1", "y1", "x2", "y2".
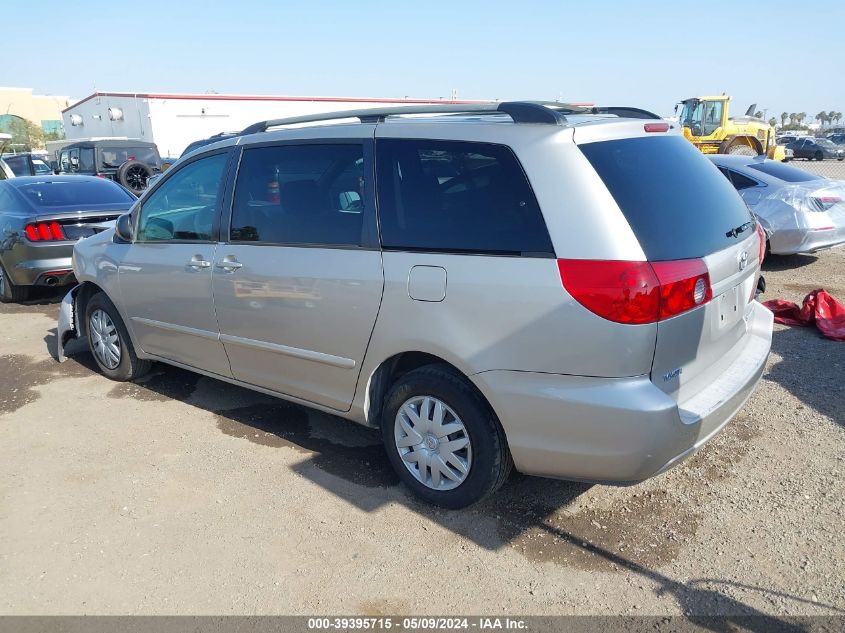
[{"x1": 0, "y1": 247, "x2": 843, "y2": 617}]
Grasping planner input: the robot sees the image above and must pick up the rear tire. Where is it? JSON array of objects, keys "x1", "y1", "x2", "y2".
[
  {"x1": 0, "y1": 264, "x2": 30, "y2": 303},
  {"x1": 381, "y1": 364, "x2": 512, "y2": 509},
  {"x1": 85, "y1": 292, "x2": 151, "y2": 381}
]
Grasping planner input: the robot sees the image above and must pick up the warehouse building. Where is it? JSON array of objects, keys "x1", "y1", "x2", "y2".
[{"x1": 62, "y1": 92, "x2": 483, "y2": 158}]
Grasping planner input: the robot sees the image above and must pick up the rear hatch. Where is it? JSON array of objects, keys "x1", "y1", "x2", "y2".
[{"x1": 577, "y1": 134, "x2": 762, "y2": 402}]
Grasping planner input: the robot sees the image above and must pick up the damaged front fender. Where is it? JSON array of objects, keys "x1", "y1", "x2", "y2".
[{"x1": 57, "y1": 285, "x2": 81, "y2": 363}]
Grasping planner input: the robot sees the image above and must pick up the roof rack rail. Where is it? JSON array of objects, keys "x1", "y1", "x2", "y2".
[
  {"x1": 239, "y1": 101, "x2": 570, "y2": 135},
  {"x1": 237, "y1": 101, "x2": 663, "y2": 136}
]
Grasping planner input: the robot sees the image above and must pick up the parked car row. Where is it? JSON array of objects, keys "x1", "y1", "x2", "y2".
[
  {"x1": 49, "y1": 101, "x2": 774, "y2": 509},
  {"x1": 785, "y1": 137, "x2": 844, "y2": 161}
]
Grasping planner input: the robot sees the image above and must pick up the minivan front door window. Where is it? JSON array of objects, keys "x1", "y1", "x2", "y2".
[{"x1": 136, "y1": 153, "x2": 228, "y2": 242}]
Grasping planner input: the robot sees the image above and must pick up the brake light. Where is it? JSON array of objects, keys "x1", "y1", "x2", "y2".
[
  {"x1": 756, "y1": 222, "x2": 765, "y2": 264},
  {"x1": 813, "y1": 196, "x2": 841, "y2": 211},
  {"x1": 644, "y1": 122, "x2": 670, "y2": 133},
  {"x1": 24, "y1": 221, "x2": 67, "y2": 241},
  {"x1": 651, "y1": 259, "x2": 712, "y2": 320},
  {"x1": 557, "y1": 258, "x2": 712, "y2": 324}
]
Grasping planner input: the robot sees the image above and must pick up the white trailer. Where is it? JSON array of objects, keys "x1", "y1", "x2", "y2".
[{"x1": 62, "y1": 92, "x2": 484, "y2": 158}]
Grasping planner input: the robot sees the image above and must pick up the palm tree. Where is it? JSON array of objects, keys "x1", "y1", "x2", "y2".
[
  {"x1": 816, "y1": 111, "x2": 827, "y2": 127},
  {"x1": 797, "y1": 112, "x2": 807, "y2": 126},
  {"x1": 780, "y1": 112, "x2": 789, "y2": 126},
  {"x1": 836, "y1": 112, "x2": 843, "y2": 125},
  {"x1": 754, "y1": 110, "x2": 763, "y2": 119},
  {"x1": 829, "y1": 111, "x2": 837, "y2": 128},
  {"x1": 768, "y1": 117, "x2": 778, "y2": 128},
  {"x1": 789, "y1": 112, "x2": 797, "y2": 126}
]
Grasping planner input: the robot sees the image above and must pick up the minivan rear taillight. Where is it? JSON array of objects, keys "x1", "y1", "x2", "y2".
[
  {"x1": 755, "y1": 222, "x2": 765, "y2": 265},
  {"x1": 557, "y1": 258, "x2": 712, "y2": 324}
]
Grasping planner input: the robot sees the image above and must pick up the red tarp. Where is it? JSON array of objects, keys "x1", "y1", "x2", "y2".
[{"x1": 763, "y1": 289, "x2": 845, "y2": 342}]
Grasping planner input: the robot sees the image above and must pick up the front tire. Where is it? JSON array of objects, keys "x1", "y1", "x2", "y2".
[
  {"x1": 85, "y1": 292, "x2": 151, "y2": 381},
  {"x1": 0, "y1": 264, "x2": 30, "y2": 303},
  {"x1": 381, "y1": 365, "x2": 512, "y2": 509}
]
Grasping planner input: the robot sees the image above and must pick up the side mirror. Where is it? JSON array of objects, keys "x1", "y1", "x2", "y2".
[{"x1": 115, "y1": 213, "x2": 134, "y2": 242}]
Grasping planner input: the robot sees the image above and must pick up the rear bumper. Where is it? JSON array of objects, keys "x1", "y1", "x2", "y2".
[
  {"x1": 2, "y1": 241, "x2": 75, "y2": 286},
  {"x1": 769, "y1": 228, "x2": 845, "y2": 255},
  {"x1": 471, "y1": 301, "x2": 773, "y2": 483}
]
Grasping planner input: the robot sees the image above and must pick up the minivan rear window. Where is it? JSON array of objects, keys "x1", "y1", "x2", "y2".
[
  {"x1": 376, "y1": 139, "x2": 554, "y2": 256},
  {"x1": 580, "y1": 136, "x2": 754, "y2": 261}
]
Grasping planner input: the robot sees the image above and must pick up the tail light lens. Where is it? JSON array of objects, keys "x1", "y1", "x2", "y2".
[
  {"x1": 558, "y1": 258, "x2": 712, "y2": 324},
  {"x1": 756, "y1": 222, "x2": 765, "y2": 264},
  {"x1": 651, "y1": 259, "x2": 713, "y2": 320},
  {"x1": 812, "y1": 195, "x2": 841, "y2": 211},
  {"x1": 24, "y1": 221, "x2": 67, "y2": 242}
]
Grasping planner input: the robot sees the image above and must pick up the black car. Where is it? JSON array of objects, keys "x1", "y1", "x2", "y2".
[
  {"x1": 786, "y1": 137, "x2": 845, "y2": 161},
  {"x1": 1, "y1": 153, "x2": 53, "y2": 176},
  {"x1": 828, "y1": 133, "x2": 845, "y2": 145},
  {"x1": 58, "y1": 139, "x2": 162, "y2": 195}
]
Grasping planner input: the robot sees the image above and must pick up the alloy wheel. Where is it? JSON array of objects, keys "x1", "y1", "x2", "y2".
[{"x1": 125, "y1": 165, "x2": 148, "y2": 193}]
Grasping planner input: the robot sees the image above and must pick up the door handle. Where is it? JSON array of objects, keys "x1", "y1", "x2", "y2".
[
  {"x1": 187, "y1": 255, "x2": 211, "y2": 270},
  {"x1": 215, "y1": 257, "x2": 243, "y2": 272}
]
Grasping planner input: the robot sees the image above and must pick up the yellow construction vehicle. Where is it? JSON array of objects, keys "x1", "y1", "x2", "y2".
[{"x1": 677, "y1": 96, "x2": 787, "y2": 161}]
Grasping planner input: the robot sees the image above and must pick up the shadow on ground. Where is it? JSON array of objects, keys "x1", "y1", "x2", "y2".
[
  {"x1": 31, "y1": 334, "x2": 841, "y2": 622},
  {"x1": 761, "y1": 254, "x2": 818, "y2": 273},
  {"x1": 0, "y1": 288, "x2": 63, "y2": 317},
  {"x1": 766, "y1": 327, "x2": 845, "y2": 427}
]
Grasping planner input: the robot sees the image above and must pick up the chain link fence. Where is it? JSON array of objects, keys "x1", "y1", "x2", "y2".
[{"x1": 788, "y1": 159, "x2": 845, "y2": 180}]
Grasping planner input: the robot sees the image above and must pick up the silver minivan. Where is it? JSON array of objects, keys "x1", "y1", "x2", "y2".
[{"x1": 58, "y1": 102, "x2": 773, "y2": 508}]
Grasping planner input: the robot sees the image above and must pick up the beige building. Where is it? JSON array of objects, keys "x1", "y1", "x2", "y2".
[{"x1": 0, "y1": 87, "x2": 72, "y2": 138}]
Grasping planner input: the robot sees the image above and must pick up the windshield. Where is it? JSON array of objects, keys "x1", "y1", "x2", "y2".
[
  {"x1": 815, "y1": 139, "x2": 834, "y2": 147},
  {"x1": 746, "y1": 161, "x2": 822, "y2": 183},
  {"x1": 580, "y1": 135, "x2": 753, "y2": 260},
  {"x1": 16, "y1": 180, "x2": 135, "y2": 207},
  {"x1": 680, "y1": 100, "x2": 723, "y2": 136}
]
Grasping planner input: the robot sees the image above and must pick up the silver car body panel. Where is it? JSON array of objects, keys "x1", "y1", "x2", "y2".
[
  {"x1": 64, "y1": 112, "x2": 773, "y2": 484},
  {"x1": 117, "y1": 242, "x2": 232, "y2": 377},
  {"x1": 212, "y1": 245, "x2": 384, "y2": 411},
  {"x1": 709, "y1": 155, "x2": 845, "y2": 255}
]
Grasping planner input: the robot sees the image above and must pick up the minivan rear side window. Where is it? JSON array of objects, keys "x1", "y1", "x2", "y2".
[
  {"x1": 376, "y1": 139, "x2": 554, "y2": 257},
  {"x1": 580, "y1": 136, "x2": 754, "y2": 261},
  {"x1": 230, "y1": 143, "x2": 366, "y2": 247}
]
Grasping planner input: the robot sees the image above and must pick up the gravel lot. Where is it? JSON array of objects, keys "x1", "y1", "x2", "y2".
[{"x1": 0, "y1": 247, "x2": 843, "y2": 617}]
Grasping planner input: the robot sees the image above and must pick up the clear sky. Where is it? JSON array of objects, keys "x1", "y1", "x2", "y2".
[{"x1": 7, "y1": 0, "x2": 844, "y2": 119}]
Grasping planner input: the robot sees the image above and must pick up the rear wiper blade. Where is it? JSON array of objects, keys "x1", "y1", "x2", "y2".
[{"x1": 726, "y1": 221, "x2": 754, "y2": 238}]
